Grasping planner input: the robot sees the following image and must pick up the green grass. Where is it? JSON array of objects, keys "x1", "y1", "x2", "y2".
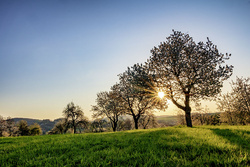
[{"x1": 1, "y1": 126, "x2": 249, "y2": 166}]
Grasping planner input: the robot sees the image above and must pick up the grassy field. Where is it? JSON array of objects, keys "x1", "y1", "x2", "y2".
[{"x1": 1, "y1": 126, "x2": 249, "y2": 167}]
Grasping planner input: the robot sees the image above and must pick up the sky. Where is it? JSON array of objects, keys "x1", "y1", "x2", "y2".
[{"x1": 0, "y1": 0, "x2": 250, "y2": 120}]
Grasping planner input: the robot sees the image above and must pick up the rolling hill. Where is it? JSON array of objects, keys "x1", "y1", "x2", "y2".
[{"x1": 1, "y1": 125, "x2": 249, "y2": 166}]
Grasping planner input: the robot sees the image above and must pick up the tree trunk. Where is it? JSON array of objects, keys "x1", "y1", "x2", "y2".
[
  {"x1": 132, "y1": 114, "x2": 139, "y2": 129},
  {"x1": 134, "y1": 120, "x2": 139, "y2": 129},
  {"x1": 185, "y1": 107, "x2": 192, "y2": 127},
  {"x1": 73, "y1": 126, "x2": 76, "y2": 134},
  {"x1": 184, "y1": 93, "x2": 192, "y2": 127},
  {"x1": 171, "y1": 94, "x2": 193, "y2": 127},
  {"x1": 112, "y1": 121, "x2": 117, "y2": 132}
]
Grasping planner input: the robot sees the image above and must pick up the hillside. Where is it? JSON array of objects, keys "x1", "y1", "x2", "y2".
[{"x1": 1, "y1": 125, "x2": 249, "y2": 166}]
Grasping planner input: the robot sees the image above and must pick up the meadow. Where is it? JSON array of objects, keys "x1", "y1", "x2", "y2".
[{"x1": 1, "y1": 126, "x2": 249, "y2": 167}]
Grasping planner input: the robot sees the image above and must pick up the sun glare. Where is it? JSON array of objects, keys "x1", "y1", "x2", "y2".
[{"x1": 158, "y1": 91, "x2": 164, "y2": 99}]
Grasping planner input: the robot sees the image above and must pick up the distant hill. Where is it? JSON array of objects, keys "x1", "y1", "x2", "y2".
[
  {"x1": 13, "y1": 118, "x2": 41, "y2": 125},
  {"x1": 13, "y1": 118, "x2": 63, "y2": 134},
  {"x1": 155, "y1": 115, "x2": 178, "y2": 126}
]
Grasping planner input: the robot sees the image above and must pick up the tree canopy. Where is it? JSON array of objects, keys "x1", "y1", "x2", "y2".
[
  {"x1": 218, "y1": 77, "x2": 250, "y2": 125},
  {"x1": 143, "y1": 30, "x2": 233, "y2": 127},
  {"x1": 117, "y1": 65, "x2": 168, "y2": 129},
  {"x1": 63, "y1": 102, "x2": 88, "y2": 133},
  {"x1": 92, "y1": 87, "x2": 125, "y2": 132}
]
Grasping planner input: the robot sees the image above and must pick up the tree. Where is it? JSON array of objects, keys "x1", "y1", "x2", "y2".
[
  {"x1": 117, "y1": 118, "x2": 132, "y2": 131},
  {"x1": 191, "y1": 105, "x2": 211, "y2": 125},
  {"x1": 0, "y1": 116, "x2": 5, "y2": 137},
  {"x1": 92, "y1": 86, "x2": 124, "y2": 132},
  {"x1": 0, "y1": 116, "x2": 19, "y2": 137},
  {"x1": 17, "y1": 120, "x2": 30, "y2": 136},
  {"x1": 146, "y1": 30, "x2": 233, "y2": 127},
  {"x1": 48, "y1": 120, "x2": 67, "y2": 134},
  {"x1": 29, "y1": 123, "x2": 42, "y2": 135},
  {"x1": 91, "y1": 119, "x2": 107, "y2": 133},
  {"x1": 192, "y1": 112, "x2": 221, "y2": 125},
  {"x1": 139, "y1": 112, "x2": 158, "y2": 129},
  {"x1": 77, "y1": 119, "x2": 89, "y2": 133},
  {"x1": 6, "y1": 117, "x2": 19, "y2": 136},
  {"x1": 118, "y1": 66, "x2": 167, "y2": 129},
  {"x1": 230, "y1": 77, "x2": 250, "y2": 124},
  {"x1": 218, "y1": 77, "x2": 250, "y2": 125},
  {"x1": 63, "y1": 102, "x2": 88, "y2": 134}
]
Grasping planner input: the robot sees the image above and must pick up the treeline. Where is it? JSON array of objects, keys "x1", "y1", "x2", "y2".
[
  {"x1": 1, "y1": 74, "x2": 248, "y2": 137},
  {"x1": 47, "y1": 102, "x2": 159, "y2": 134},
  {"x1": 49, "y1": 75, "x2": 249, "y2": 134},
  {"x1": 0, "y1": 117, "x2": 42, "y2": 137}
]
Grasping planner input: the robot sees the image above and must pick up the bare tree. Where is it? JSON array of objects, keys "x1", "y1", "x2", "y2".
[
  {"x1": 231, "y1": 77, "x2": 250, "y2": 124},
  {"x1": 192, "y1": 107, "x2": 220, "y2": 125},
  {"x1": 92, "y1": 86, "x2": 124, "y2": 132},
  {"x1": 118, "y1": 65, "x2": 167, "y2": 129},
  {"x1": 6, "y1": 117, "x2": 19, "y2": 136},
  {"x1": 117, "y1": 118, "x2": 133, "y2": 131},
  {"x1": 77, "y1": 119, "x2": 89, "y2": 133},
  {"x1": 0, "y1": 116, "x2": 19, "y2": 137},
  {"x1": 139, "y1": 112, "x2": 158, "y2": 129},
  {"x1": 191, "y1": 105, "x2": 210, "y2": 125},
  {"x1": 217, "y1": 93, "x2": 237, "y2": 125},
  {"x1": 63, "y1": 102, "x2": 88, "y2": 133},
  {"x1": 146, "y1": 30, "x2": 233, "y2": 127},
  {"x1": 91, "y1": 119, "x2": 107, "y2": 133},
  {"x1": 218, "y1": 77, "x2": 250, "y2": 125}
]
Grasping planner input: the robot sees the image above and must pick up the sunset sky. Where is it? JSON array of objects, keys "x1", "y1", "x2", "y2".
[{"x1": 1, "y1": 0, "x2": 250, "y2": 120}]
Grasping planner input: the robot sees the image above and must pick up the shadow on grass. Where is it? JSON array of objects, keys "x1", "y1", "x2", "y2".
[
  {"x1": 209, "y1": 128, "x2": 250, "y2": 151},
  {"x1": 151, "y1": 128, "x2": 249, "y2": 166}
]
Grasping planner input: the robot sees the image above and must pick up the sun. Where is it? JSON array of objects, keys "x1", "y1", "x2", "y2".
[{"x1": 158, "y1": 91, "x2": 164, "y2": 99}]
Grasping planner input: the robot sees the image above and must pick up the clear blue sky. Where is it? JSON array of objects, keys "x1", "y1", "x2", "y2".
[{"x1": 1, "y1": 0, "x2": 250, "y2": 120}]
